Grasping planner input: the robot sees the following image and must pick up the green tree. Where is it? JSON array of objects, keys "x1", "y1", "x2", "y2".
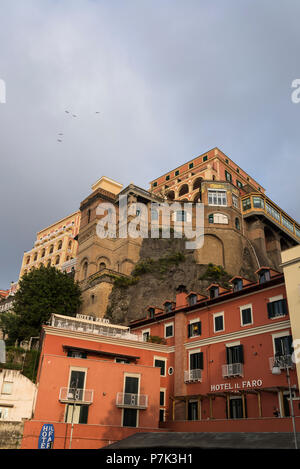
[{"x1": 1, "y1": 266, "x2": 82, "y2": 344}]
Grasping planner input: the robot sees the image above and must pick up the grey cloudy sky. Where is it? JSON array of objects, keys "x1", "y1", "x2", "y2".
[{"x1": 1, "y1": 0, "x2": 300, "y2": 287}]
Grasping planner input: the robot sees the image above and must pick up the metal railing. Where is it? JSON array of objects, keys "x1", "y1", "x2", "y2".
[
  {"x1": 59, "y1": 387, "x2": 94, "y2": 404},
  {"x1": 116, "y1": 392, "x2": 148, "y2": 409},
  {"x1": 269, "y1": 354, "x2": 294, "y2": 371},
  {"x1": 222, "y1": 363, "x2": 243, "y2": 378},
  {"x1": 184, "y1": 369, "x2": 202, "y2": 383}
]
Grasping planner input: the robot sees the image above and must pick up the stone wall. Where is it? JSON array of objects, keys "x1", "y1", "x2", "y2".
[{"x1": 0, "y1": 421, "x2": 24, "y2": 449}]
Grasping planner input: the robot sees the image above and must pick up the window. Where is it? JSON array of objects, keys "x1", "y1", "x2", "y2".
[
  {"x1": 67, "y1": 350, "x2": 87, "y2": 359},
  {"x1": 208, "y1": 190, "x2": 227, "y2": 206},
  {"x1": 225, "y1": 170, "x2": 232, "y2": 182},
  {"x1": 148, "y1": 308, "x2": 155, "y2": 318},
  {"x1": 210, "y1": 286, "x2": 219, "y2": 299},
  {"x1": 1, "y1": 381, "x2": 12, "y2": 395},
  {"x1": 176, "y1": 210, "x2": 187, "y2": 222},
  {"x1": 55, "y1": 255, "x2": 60, "y2": 265},
  {"x1": 153, "y1": 182, "x2": 157, "y2": 188},
  {"x1": 165, "y1": 323, "x2": 174, "y2": 338},
  {"x1": 235, "y1": 218, "x2": 240, "y2": 230},
  {"x1": 188, "y1": 294, "x2": 197, "y2": 306},
  {"x1": 160, "y1": 390, "x2": 165, "y2": 406},
  {"x1": 236, "y1": 180, "x2": 243, "y2": 189},
  {"x1": 282, "y1": 216, "x2": 294, "y2": 232},
  {"x1": 266, "y1": 202, "x2": 280, "y2": 222},
  {"x1": 214, "y1": 313, "x2": 224, "y2": 332},
  {"x1": 65, "y1": 404, "x2": 89, "y2": 424},
  {"x1": 49, "y1": 245, "x2": 54, "y2": 254},
  {"x1": 87, "y1": 209, "x2": 91, "y2": 223},
  {"x1": 142, "y1": 329, "x2": 150, "y2": 342},
  {"x1": 34, "y1": 253, "x2": 38, "y2": 261},
  {"x1": 274, "y1": 335, "x2": 293, "y2": 358},
  {"x1": 233, "y1": 278, "x2": 243, "y2": 292},
  {"x1": 208, "y1": 214, "x2": 214, "y2": 224},
  {"x1": 0, "y1": 407, "x2": 8, "y2": 420},
  {"x1": 259, "y1": 269, "x2": 270, "y2": 284},
  {"x1": 151, "y1": 209, "x2": 158, "y2": 221},
  {"x1": 159, "y1": 409, "x2": 165, "y2": 422},
  {"x1": 188, "y1": 401, "x2": 198, "y2": 420},
  {"x1": 240, "y1": 305, "x2": 253, "y2": 326},
  {"x1": 268, "y1": 299, "x2": 288, "y2": 319},
  {"x1": 188, "y1": 320, "x2": 201, "y2": 338},
  {"x1": 242, "y1": 198, "x2": 251, "y2": 211},
  {"x1": 253, "y1": 196, "x2": 264, "y2": 209},
  {"x1": 57, "y1": 241, "x2": 62, "y2": 250},
  {"x1": 175, "y1": 170, "x2": 179, "y2": 176},
  {"x1": 164, "y1": 302, "x2": 173, "y2": 313},
  {"x1": 154, "y1": 358, "x2": 166, "y2": 376},
  {"x1": 189, "y1": 162, "x2": 194, "y2": 169},
  {"x1": 115, "y1": 357, "x2": 131, "y2": 364},
  {"x1": 189, "y1": 351, "x2": 203, "y2": 370},
  {"x1": 166, "y1": 175, "x2": 170, "y2": 181},
  {"x1": 203, "y1": 155, "x2": 208, "y2": 162},
  {"x1": 226, "y1": 344, "x2": 244, "y2": 364},
  {"x1": 232, "y1": 194, "x2": 239, "y2": 209}
]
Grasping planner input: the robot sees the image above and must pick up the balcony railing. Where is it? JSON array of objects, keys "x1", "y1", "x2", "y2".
[
  {"x1": 184, "y1": 369, "x2": 202, "y2": 383},
  {"x1": 59, "y1": 387, "x2": 94, "y2": 404},
  {"x1": 116, "y1": 392, "x2": 148, "y2": 409},
  {"x1": 222, "y1": 363, "x2": 243, "y2": 378},
  {"x1": 269, "y1": 355, "x2": 294, "y2": 372}
]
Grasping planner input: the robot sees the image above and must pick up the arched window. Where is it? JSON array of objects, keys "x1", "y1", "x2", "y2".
[
  {"x1": 49, "y1": 245, "x2": 54, "y2": 254},
  {"x1": 99, "y1": 262, "x2": 106, "y2": 271},
  {"x1": 34, "y1": 253, "x2": 38, "y2": 261},
  {"x1": 26, "y1": 256, "x2": 30, "y2": 265},
  {"x1": 41, "y1": 249, "x2": 45, "y2": 258},
  {"x1": 166, "y1": 190, "x2": 175, "y2": 201},
  {"x1": 55, "y1": 255, "x2": 60, "y2": 265},
  {"x1": 193, "y1": 178, "x2": 202, "y2": 191},
  {"x1": 83, "y1": 261, "x2": 88, "y2": 280},
  {"x1": 179, "y1": 184, "x2": 189, "y2": 197},
  {"x1": 57, "y1": 241, "x2": 62, "y2": 250}
]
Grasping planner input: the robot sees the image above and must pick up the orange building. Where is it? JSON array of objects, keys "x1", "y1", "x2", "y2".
[{"x1": 21, "y1": 265, "x2": 300, "y2": 448}]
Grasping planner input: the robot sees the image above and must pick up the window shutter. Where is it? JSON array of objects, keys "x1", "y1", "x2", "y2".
[
  {"x1": 267, "y1": 302, "x2": 274, "y2": 319},
  {"x1": 237, "y1": 345, "x2": 244, "y2": 364},
  {"x1": 199, "y1": 352, "x2": 204, "y2": 370},
  {"x1": 188, "y1": 324, "x2": 192, "y2": 338}
]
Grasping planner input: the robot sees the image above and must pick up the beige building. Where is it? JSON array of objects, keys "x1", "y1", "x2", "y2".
[
  {"x1": 19, "y1": 211, "x2": 81, "y2": 279},
  {"x1": 0, "y1": 369, "x2": 37, "y2": 421},
  {"x1": 281, "y1": 245, "x2": 300, "y2": 389}
]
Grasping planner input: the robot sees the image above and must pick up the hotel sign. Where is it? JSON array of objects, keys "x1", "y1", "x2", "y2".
[
  {"x1": 76, "y1": 314, "x2": 110, "y2": 324},
  {"x1": 210, "y1": 379, "x2": 263, "y2": 392}
]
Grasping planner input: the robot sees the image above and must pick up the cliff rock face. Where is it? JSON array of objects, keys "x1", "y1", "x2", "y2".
[{"x1": 105, "y1": 236, "x2": 258, "y2": 326}]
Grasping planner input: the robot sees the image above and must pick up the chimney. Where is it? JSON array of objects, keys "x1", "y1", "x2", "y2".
[{"x1": 176, "y1": 284, "x2": 188, "y2": 308}]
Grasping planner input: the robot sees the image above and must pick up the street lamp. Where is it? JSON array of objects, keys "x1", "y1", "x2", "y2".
[{"x1": 272, "y1": 355, "x2": 298, "y2": 449}]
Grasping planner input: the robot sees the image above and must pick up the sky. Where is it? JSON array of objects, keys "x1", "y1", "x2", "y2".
[{"x1": 1, "y1": 0, "x2": 300, "y2": 287}]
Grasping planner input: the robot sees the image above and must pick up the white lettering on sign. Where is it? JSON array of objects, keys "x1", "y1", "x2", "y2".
[
  {"x1": 210, "y1": 379, "x2": 263, "y2": 392},
  {"x1": 76, "y1": 314, "x2": 110, "y2": 324}
]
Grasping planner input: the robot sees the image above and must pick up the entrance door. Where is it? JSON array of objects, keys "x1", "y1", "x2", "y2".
[
  {"x1": 229, "y1": 398, "x2": 245, "y2": 419},
  {"x1": 188, "y1": 401, "x2": 198, "y2": 421}
]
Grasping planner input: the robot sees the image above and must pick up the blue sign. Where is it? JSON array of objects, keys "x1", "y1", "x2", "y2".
[{"x1": 38, "y1": 424, "x2": 55, "y2": 449}]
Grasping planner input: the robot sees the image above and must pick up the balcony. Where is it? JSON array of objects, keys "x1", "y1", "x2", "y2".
[
  {"x1": 116, "y1": 392, "x2": 148, "y2": 409},
  {"x1": 269, "y1": 355, "x2": 294, "y2": 372},
  {"x1": 241, "y1": 193, "x2": 300, "y2": 242},
  {"x1": 222, "y1": 363, "x2": 243, "y2": 378},
  {"x1": 184, "y1": 369, "x2": 202, "y2": 383},
  {"x1": 59, "y1": 387, "x2": 94, "y2": 404}
]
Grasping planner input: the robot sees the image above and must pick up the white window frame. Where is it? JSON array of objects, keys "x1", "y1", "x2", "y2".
[
  {"x1": 160, "y1": 388, "x2": 166, "y2": 406},
  {"x1": 142, "y1": 328, "x2": 150, "y2": 342},
  {"x1": 213, "y1": 312, "x2": 225, "y2": 333},
  {"x1": 154, "y1": 356, "x2": 167, "y2": 377},
  {"x1": 208, "y1": 189, "x2": 227, "y2": 207},
  {"x1": 121, "y1": 373, "x2": 141, "y2": 428},
  {"x1": 164, "y1": 322, "x2": 174, "y2": 339},
  {"x1": 188, "y1": 348, "x2": 201, "y2": 371},
  {"x1": 240, "y1": 304, "x2": 253, "y2": 327},
  {"x1": 269, "y1": 294, "x2": 283, "y2": 303}
]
